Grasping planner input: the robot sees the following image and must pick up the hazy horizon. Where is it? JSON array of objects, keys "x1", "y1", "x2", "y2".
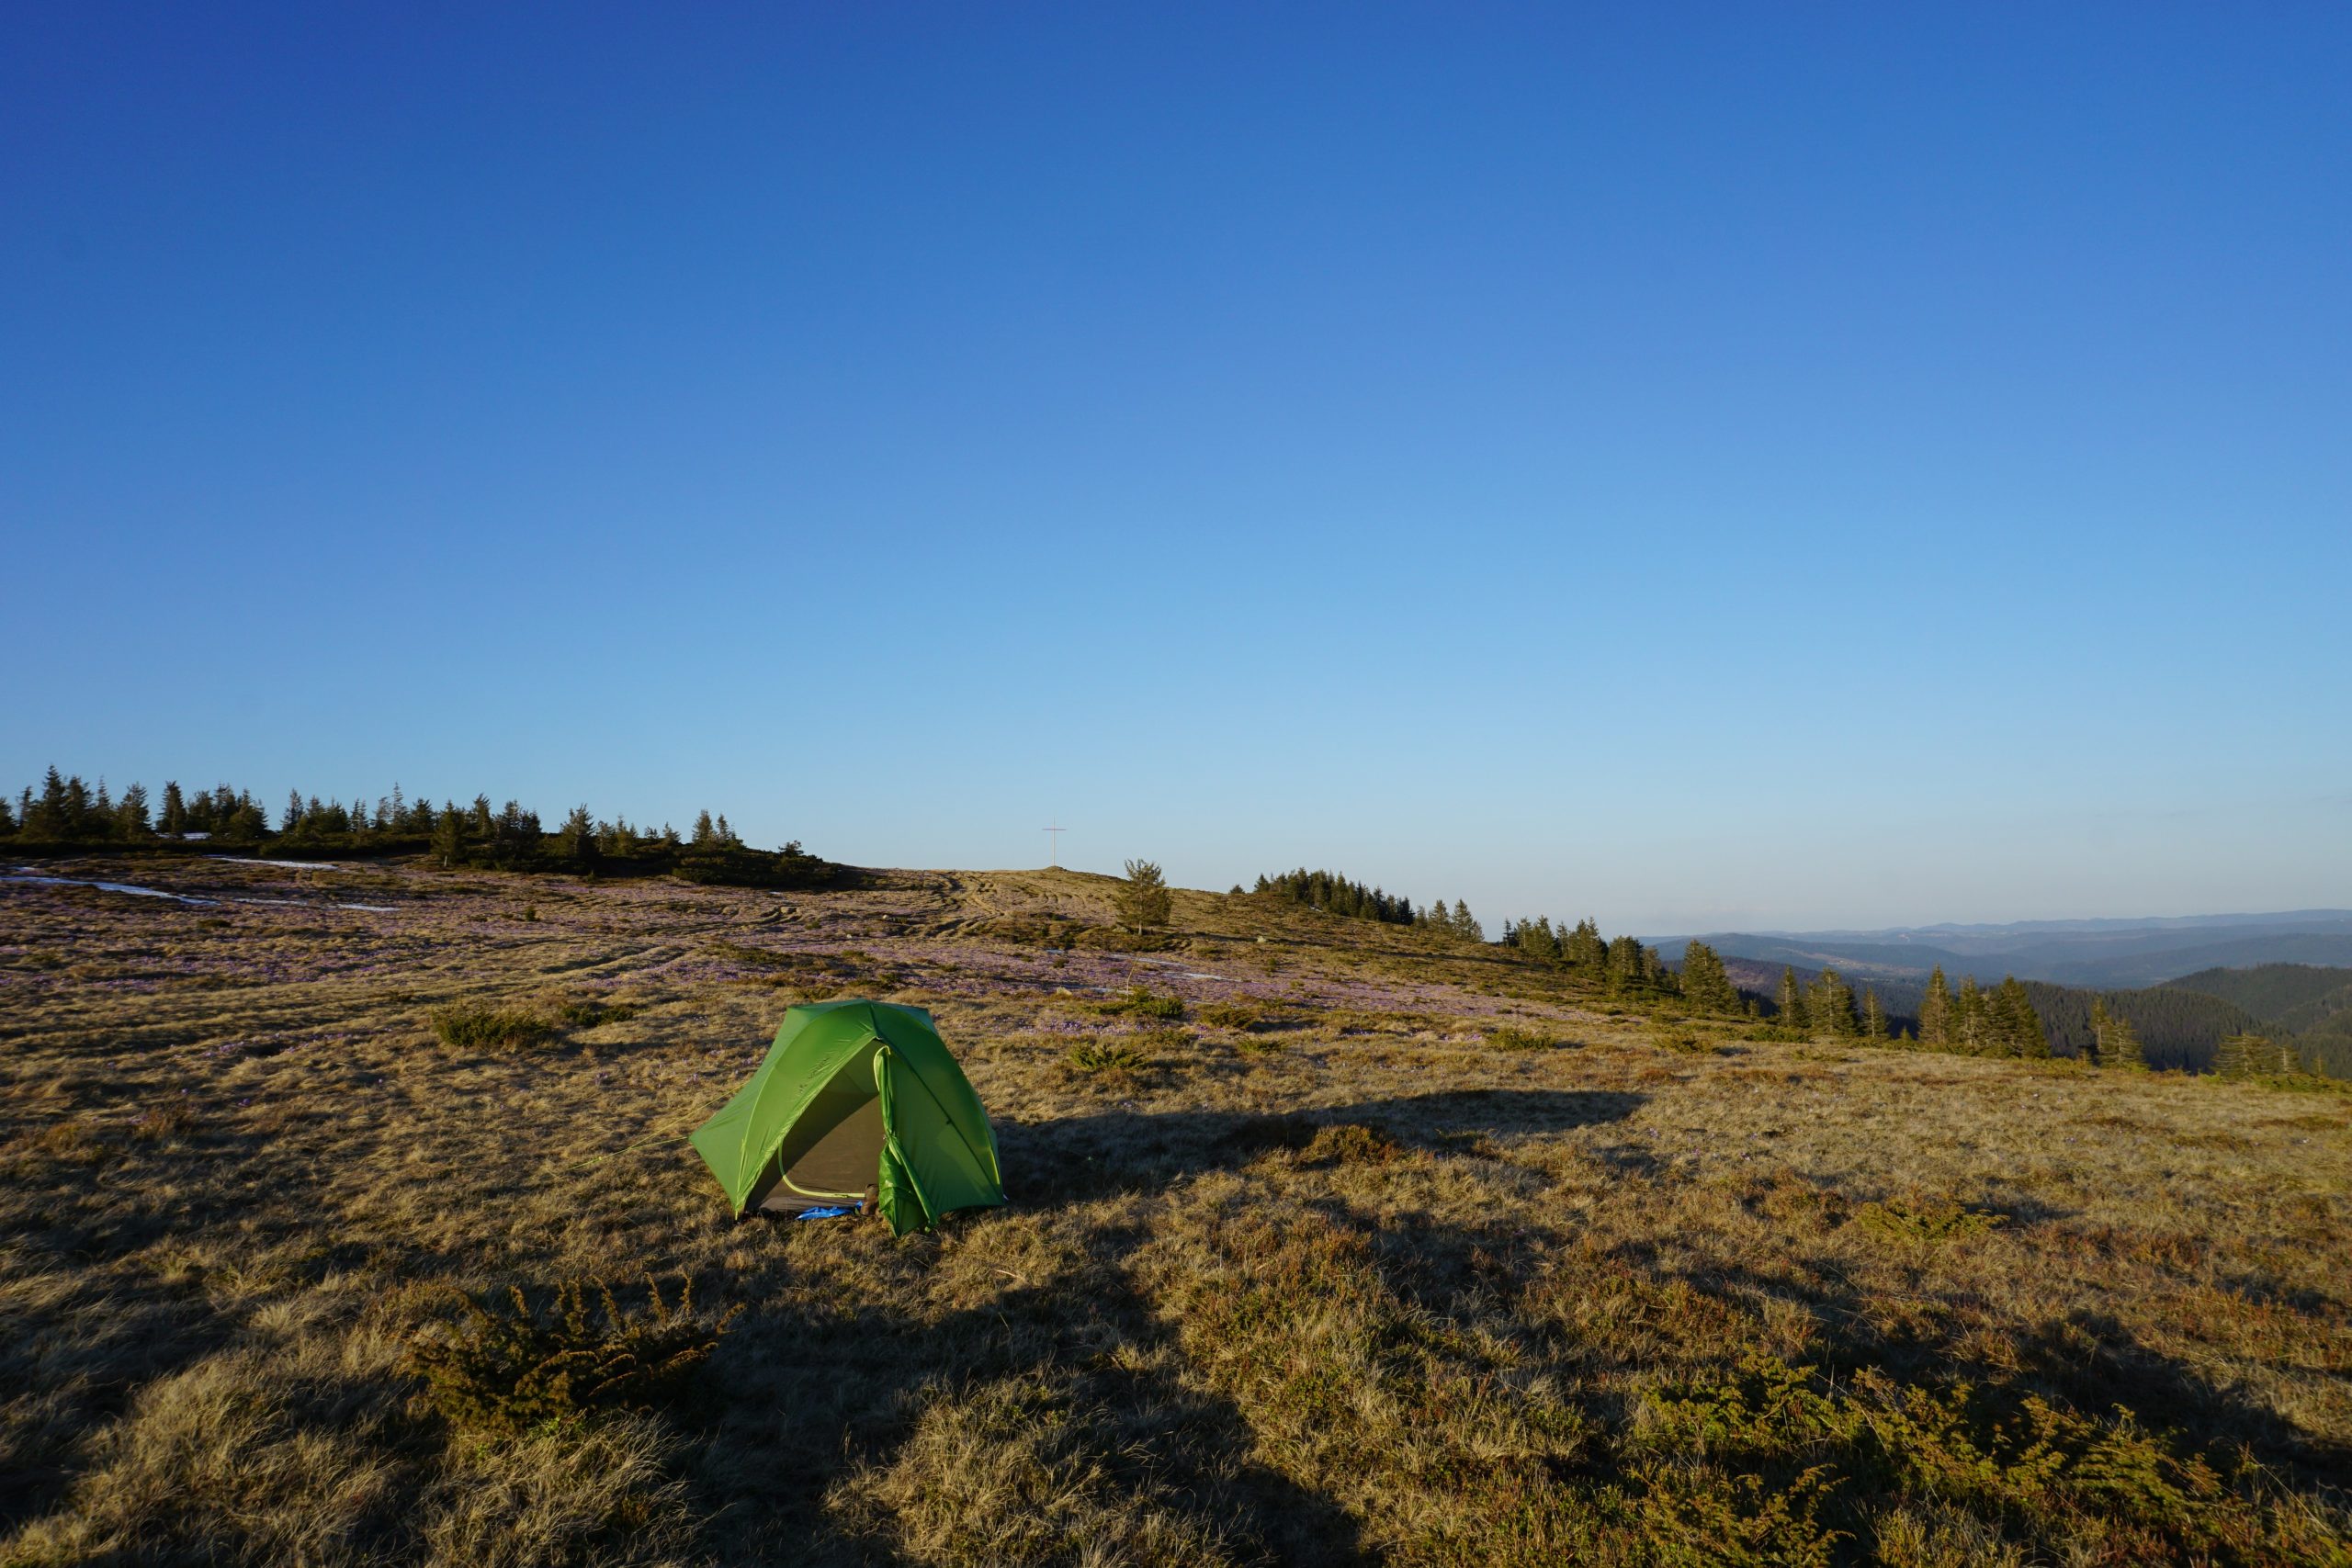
[{"x1": 7, "y1": 7, "x2": 2346, "y2": 936}]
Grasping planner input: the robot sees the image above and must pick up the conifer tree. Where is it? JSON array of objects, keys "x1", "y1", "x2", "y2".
[
  {"x1": 431, "y1": 806, "x2": 465, "y2": 868},
  {"x1": 1566, "y1": 918, "x2": 1605, "y2": 969},
  {"x1": 2104, "y1": 1008, "x2": 2147, "y2": 1070},
  {"x1": 1992, "y1": 976, "x2": 2049, "y2": 1057},
  {"x1": 1918, "y1": 966, "x2": 1952, "y2": 1046},
  {"x1": 1805, "y1": 968, "x2": 1858, "y2": 1036},
  {"x1": 470, "y1": 795, "x2": 494, "y2": 837},
  {"x1": 490, "y1": 801, "x2": 540, "y2": 866},
  {"x1": 222, "y1": 797, "x2": 268, "y2": 841},
  {"x1": 1954, "y1": 976, "x2": 1987, "y2": 1053},
  {"x1": 116, "y1": 783, "x2": 151, "y2": 839},
  {"x1": 160, "y1": 781, "x2": 187, "y2": 835},
  {"x1": 692, "y1": 809, "x2": 717, "y2": 847},
  {"x1": 558, "y1": 805, "x2": 597, "y2": 863},
  {"x1": 2214, "y1": 1033, "x2": 2257, "y2": 1079},
  {"x1": 1861, "y1": 987, "x2": 1888, "y2": 1041},
  {"x1": 1604, "y1": 934, "x2": 1645, "y2": 990},
  {"x1": 1679, "y1": 942, "x2": 1740, "y2": 1013},
  {"x1": 1115, "y1": 859, "x2": 1173, "y2": 936},
  {"x1": 1453, "y1": 900, "x2": 1479, "y2": 941},
  {"x1": 1776, "y1": 966, "x2": 1804, "y2": 1031},
  {"x1": 0, "y1": 795, "x2": 14, "y2": 836}
]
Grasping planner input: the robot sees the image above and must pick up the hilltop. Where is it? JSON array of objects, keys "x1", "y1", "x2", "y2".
[{"x1": 3, "y1": 854, "x2": 2347, "y2": 1564}]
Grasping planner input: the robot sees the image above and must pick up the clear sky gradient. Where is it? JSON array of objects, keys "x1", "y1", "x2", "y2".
[{"x1": 6, "y1": 5, "x2": 2347, "y2": 932}]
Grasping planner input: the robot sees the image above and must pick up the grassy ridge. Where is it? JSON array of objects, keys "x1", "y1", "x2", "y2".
[{"x1": 1, "y1": 858, "x2": 2346, "y2": 1563}]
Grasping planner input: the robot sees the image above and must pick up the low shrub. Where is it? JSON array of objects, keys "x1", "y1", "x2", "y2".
[
  {"x1": 430, "y1": 1001, "x2": 557, "y2": 1052},
  {"x1": 1064, "y1": 1040, "x2": 1149, "y2": 1074},
  {"x1": 1489, "y1": 1024, "x2": 1566, "y2": 1051},
  {"x1": 1857, "y1": 1195, "x2": 2007, "y2": 1248},
  {"x1": 1098, "y1": 986, "x2": 1185, "y2": 1022},
  {"x1": 1649, "y1": 1021, "x2": 1713, "y2": 1054},
  {"x1": 1629, "y1": 1352, "x2": 2319, "y2": 1562},
  {"x1": 555, "y1": 998, "x2": 640, "y2": 1029},
  {"x1": 1303, "y1": 1122, "x2": 1403, "y2": 1166},
  {"x1": 404, "y1": 1275, "x2": 738, "y2": 1438}
]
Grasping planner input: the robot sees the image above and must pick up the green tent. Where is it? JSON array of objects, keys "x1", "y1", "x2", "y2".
[{"x1": 689, "y1": 999, "x2": 1004, "y2": 1235}]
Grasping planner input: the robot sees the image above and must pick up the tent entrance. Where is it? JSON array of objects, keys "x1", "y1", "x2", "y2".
[{"x1": 750, "y1": 1067, "x2": 886, "y2": 1214}]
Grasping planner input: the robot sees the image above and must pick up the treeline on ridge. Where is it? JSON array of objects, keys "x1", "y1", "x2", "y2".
[
  {"x1": 2, "y1": 766, "x2": 841, "y2": 890},
  {"x1": 1502, "y1": 915, "x2": 1747, "y2": 1010},
  {"x1": 1250, "y1": 868, "x2": 1481, "y2": 938},
  {"x1": 1250, "y1": 872, "x2": 1747, "y2": 1013}
]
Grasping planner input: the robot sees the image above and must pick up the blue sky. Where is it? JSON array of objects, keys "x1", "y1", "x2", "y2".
[{"x1": 6, "y1": 4, "x2": 2347, "y2": 932}]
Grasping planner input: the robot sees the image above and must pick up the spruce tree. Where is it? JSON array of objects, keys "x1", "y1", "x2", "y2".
[
  {"x1": 2103, "y1": 1008, "x2": 2148, "y2": 1070},
  {"x1": 1805, "y1": 968, "x2": 1858, "y2": 1036},
  {"x1": 1566, "y1": 918, "x2": 1605, "y2": 969},
  {"x1": 1114, "y1": 859, "x2": 1173, "y2": 936},
  {"x1": 160, "y1": 781, "x2": 187, "y2": 835},
  {"x1": 1679, "y1": 942, "x2": 1740, "y2": 1013},
  {"x1": 27, "y1": 767, "x2": 69, "y2": 840},
  {"x1": 1453, "y1": 900, "x2": 1479, "y2": 941},
  {"x1": 431, "y1": 806, "x2": 465, "y2": 868},
  {"x1": 116, "y1": 783, "x2": 151, "y2": 839},
  {"x1": 559, "y1": 805, "x2": 597, "y2": 863},
  {"x1": 1605, "y1": 934, "x2": 1645, "y2": 991},
  {"x1": 1861, "y1": 987, "x2": 1888, "y2": 1041},
  {"x1": 1776, "y1": 966, "x2": 1804, "y2": 1031},
  {"x1": 692, "y1": 810, "x2": 717, "y2": 847},
  {"x1": 1994, "y1": 976, "x2": 2049, "y2": 1058},
  {"x1": 0, "y1": 794, "x2": 14, "y2": 836},
  {"x1": 1954, "y1": 976, "x2": 1986, "y2": 1053},
  {"x1": 1918, "y1": 966, "x2": 1952, "y2": 1046},
  {"x1": 2214, "y1": 1033, "x2": 2256, "y2": 1079}
]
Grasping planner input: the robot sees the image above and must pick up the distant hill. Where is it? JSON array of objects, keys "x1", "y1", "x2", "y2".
[
  {"x1": 2163, "y1": 963, "x2": 2352, "y2": 1024},
  {"x1": 1705, "y1": 956, "x2": 2284, "y2": 1074},
  {"x1": 1659, "y1": 911, "x2": 2352, "y2": 993},
  {"x1": 2164, "y1": 964, "x2": 2352, "y2": 1078}
]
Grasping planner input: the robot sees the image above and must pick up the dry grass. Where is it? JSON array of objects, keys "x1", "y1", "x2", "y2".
[{"x1": 2, "y1": 858, "x2": 2347, "y2": 1563}]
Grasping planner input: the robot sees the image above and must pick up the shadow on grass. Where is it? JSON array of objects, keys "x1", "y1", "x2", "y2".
[
  {"x1": 1002, "y1": 1088, "x2": 1645, "y2": 1209},
  {"x1": 675, "y1": 1092, "x2": 1645, "y2": 1562},
  {"x1": 686, "y1": 1230, "x2": 1374, "y2": 1564}
]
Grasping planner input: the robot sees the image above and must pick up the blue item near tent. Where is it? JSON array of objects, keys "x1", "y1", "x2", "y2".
[{"x1": 796, "y1": 1204, "x2": 859, "y2": 1221}]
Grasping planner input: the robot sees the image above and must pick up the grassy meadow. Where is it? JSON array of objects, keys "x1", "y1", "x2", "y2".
[{"x1": 2, "y1": 857, "x2": 2347, "y2": 1565}]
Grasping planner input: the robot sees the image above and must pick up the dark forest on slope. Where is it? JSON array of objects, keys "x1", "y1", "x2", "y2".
[{"x1": 2165, "y1": 964, "x2": 2352, "y2": 1078}]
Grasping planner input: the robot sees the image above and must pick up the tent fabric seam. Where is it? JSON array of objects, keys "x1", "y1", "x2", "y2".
[{"x1": 885, "y1": 1044, "x2": 999, "y2": 1184}]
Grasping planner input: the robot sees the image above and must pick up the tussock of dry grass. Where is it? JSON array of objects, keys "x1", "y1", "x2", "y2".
[{"x1": 2, "y1": 859, "x2": 2348, "y2": 1563}]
